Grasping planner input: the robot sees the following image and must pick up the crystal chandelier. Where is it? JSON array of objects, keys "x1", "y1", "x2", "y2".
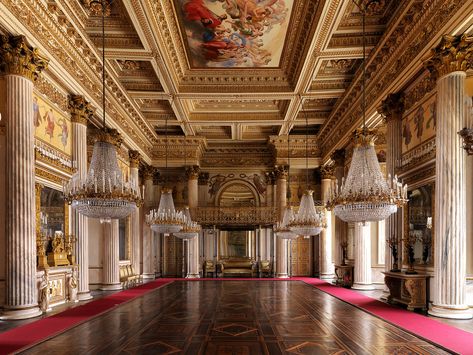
[
  {"x1": 174, "y1": 207, "x2": 201, "y2": 240},
  {"x1": 288, "y1": 98, "x2": 326, "y2": 237},
  {"x1": 145, "y1": 116, "x2": 184, "y2": 234},
  {"x1": 64, "y1": 1, "x2": 142, "y2": 222},
  {"x1": 325, "y1": 3, "x2": 407, "y2": 224},
  {"x1": 146, "y1": 188, "x2": 185, "y2": 234},
  {"x1": 274, "y1": 206, "x2": 298, "y2": 240}
]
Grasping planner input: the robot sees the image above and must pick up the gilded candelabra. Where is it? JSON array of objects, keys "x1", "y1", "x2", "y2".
[
  {"x1": 65, "y1": 234, "x2": 77, "y2": 265},
  {"x1": 403, "y1": 232, "x2": 418, "y2": 274},
  {"x1": 386, "y1": 234, "x2": 400, "y2": 272},
  {"x1": 340, "y1": 239, "x2": 348, "y2": 266},
  {"x1": 36, "y1": 232, "x2": 49, "y2": 268}
]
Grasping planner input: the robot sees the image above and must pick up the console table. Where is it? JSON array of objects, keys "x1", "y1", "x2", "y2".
[
  {"x1": 382, "y1": 271, "x2": 430, "y2": 311},
  {"x1": 334, "y1": 265, "x2": 354, "y2": 288}
]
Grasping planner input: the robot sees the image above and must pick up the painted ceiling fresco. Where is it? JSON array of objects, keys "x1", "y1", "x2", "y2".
[{"x1": 176, "y1": 0, "x2": 294, "y2": 68}]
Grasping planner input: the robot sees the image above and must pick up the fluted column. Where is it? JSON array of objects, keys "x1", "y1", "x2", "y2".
[
  {"x1": 352, "y1": 223, "x2": 374, "y2": 290},
  {"x1": 101, "y1": 220, "x2": 122, "y2": 290},
  {"x1": 0, "y1": 36, "x2": 47, "y2": 320},
  {"x1": 69, "y1": 95, "x2": 94, "y2": 301},
  {"x1": 141, "y1": 166, "x2": 155, "y2": 279},
  {"x1": 129, "y1": 150, "x2": 141, "y2": 275},
  {"x1": 187, "y1": 165, "x2": 200, "y2": 278},
  {"x1": 275, "y1": 166, "x2": 288, "y2": 278},
  {"x1": 331, "y1": 150, "x2": 346, "y2": 265},
  {"x1": 425, "y1": 34, "x2": 473, "y2": 319},
  {"x1": 379, "y1": 93, "x2": 404, "y2": 273},
  {"x1": 319, "y1": 165, "x2": 335, "y2": 279}
]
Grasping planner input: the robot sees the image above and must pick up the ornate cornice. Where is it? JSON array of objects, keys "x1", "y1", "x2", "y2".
[
  {"x1": 318, "y1": 0, "x2": 468, "y2": 159},
  {"x1": 128, "y1": 149, "x2": 140, "y2": 168},
  {"x1": 186, "y1": 165, "x2": 200, "y2": 180},
  {"x1": 424, "y1": 34, "x2": 473, "y2": 79},
  {"x1": 378, "y1": 93, "x2": 405, "y2": 121},
  {"x1": 68, "y1": 94, "x2": 94, "y2": 125},
  {"x1": 0, "y1": 35, "x2": 48, "y2": 81}
]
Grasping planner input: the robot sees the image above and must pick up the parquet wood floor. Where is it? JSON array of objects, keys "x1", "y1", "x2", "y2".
[{"x1": 21, "y1": 281, "x2": 451, "y2": 354}]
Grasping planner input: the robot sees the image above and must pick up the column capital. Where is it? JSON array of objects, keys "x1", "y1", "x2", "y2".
[
  {"x1": 330, "y1": 149, "x2": 345, "y2": 168},
  {"x1": 128, "y1": 150, "x2": 140, "y2": 168},
  {"x1": 82, "y1": 0, "x2": 112, "y2": 16},
  {"x1": 140, "y1": 164, "x2": 156, "y2": 181},
  {"x1": 95, "y1": 128, "x2": 122, "y2": 148},
  {"x1": 378, "y1": 93, "x2": 405, "y2": 121},
  {"x1": 265, "y1": 171, "x2": 276, "y2": 185},
  {"x1": 274, "y1": 165, "x2": 288, "y2": 180},
  {"x1": 320, "y1": 165, "x2": 335, "y2": 180},
  {"x1": 424, "y1": 33, "x2": 473, "y2": 79},
  {"x1": 186, "y1": 165, "x2": 200, "y2": 180},
  {"x1": 198, "y1": 171, "x2": 209, "y2": 185},
  {"x1": 0, "y1": 35, "x2": 48, "y2": 81},
  {"x1": 68, "y1": 94, "x2": 94, "y2": 126}
]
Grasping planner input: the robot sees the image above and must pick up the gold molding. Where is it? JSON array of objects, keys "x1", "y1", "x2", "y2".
[{"x1": 0, "y1": 35, "x2": 48, "y2": 81}]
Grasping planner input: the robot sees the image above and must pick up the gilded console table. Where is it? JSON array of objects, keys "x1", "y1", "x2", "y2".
[
  {"x1": 335, "y1": 265, "x2": 354, "y2": 288},
  {"x1": 382, "y1": 272, "x2": 430, "y2": 311}
]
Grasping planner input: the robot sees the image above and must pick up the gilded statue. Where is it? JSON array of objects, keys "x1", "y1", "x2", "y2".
[{"x1": 68, "y1": 268, "x2": 78, "y2": 303}]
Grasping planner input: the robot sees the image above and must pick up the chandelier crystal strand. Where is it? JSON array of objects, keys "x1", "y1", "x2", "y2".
[
  {"x1": 325, "y1": 3, "x2": 408, "y2": 224},
  {"x1": 145, "y1": 115, "x2": 184, "y2": 234},
  {"x1": 64, "y1": 1, "x2": 142, "y2": 222},
  {"x1": 288, "y1": 97, "x2": 326, "y2": 237}
]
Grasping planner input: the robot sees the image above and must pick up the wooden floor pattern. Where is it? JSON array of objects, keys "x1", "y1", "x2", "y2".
[{"x1": 22, "y1": 281, "x2": 450, "y2": 354}]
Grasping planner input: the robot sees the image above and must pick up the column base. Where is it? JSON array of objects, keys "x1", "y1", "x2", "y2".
[
  {"x1": 276, "y1": 273, "x2": 289, "y2": 278},
  {"x1": 0, "y1": 306, "x2": 42, "y2": 320},
  {"x1": 428, "y1": 304, "x2": 473, "y2": 319},
  {"x1": 320, "y1": 273, "x2": 335, "y2": 281},
  {"x1": 186, "y1": 273, "x2": 200, "y2": 279},
  {"x1": 77, "y1": 291, "x2": 93, "y2": 301},
  {"x1": 100, "y1": 283, "x2": 122, "y2": 291},
  {"x1": 352, "y1": 282, "x2": 375, "y2": 291},
  {"x1": 142, "y1": 273, "x2": 155, "y2": 280}
]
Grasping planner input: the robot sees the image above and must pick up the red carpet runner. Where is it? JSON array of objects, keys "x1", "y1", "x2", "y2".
[
  {"x1": 1, "y1": 277, "x2": 472, "y2": 354},
  {"x1": 0, "y1": 279, "x2": 173, "y2": 354}
]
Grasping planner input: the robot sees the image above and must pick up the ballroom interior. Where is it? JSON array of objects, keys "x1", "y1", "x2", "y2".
[{"x1": 1, "y1": 0, "x2": 473, "y2": 353}]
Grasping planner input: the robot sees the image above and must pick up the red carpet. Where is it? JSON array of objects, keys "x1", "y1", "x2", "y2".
[
  {"x1": 297, "y1": 277, "x2": 473, "y2": 355},
  {"x1": 0, "y1": 279, "x2": 173, "y2": 355},
  {"x1": 1, "y1": 277, "x2": 472, "y2": 354}
]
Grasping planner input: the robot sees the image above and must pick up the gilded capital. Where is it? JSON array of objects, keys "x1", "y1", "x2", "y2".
[
  {"x1": 424, "y1": 34, "x2": 473, "y2": 79},
  {"x1": 95, "y1": 128, "x2": 122, "y2": 148},
  {"x1": 186, "y1": 165, "x2": 200, "y2": 180},
  {"x1": 274, "y1": 165, "x2": 288, "y2": 180},
  {"x1": 330, "y1": 149, "x2": 345, "y2": 168},
  {"x1": 68, "y1": 94, "x2": 94, "y2": 126},
  {"x1": 128, "y1": 150, "x2": 140, "y2": 168},
  {"x1": 0, "y1": 35, "x2": 48, "y2": 81},
  {"x1": 378, "y1": 93, "x2": 405, "y2": 121},
  {"x1": 320, "y1": 165, "x2": 335, "y2": 180},
  {"x1": 141, "y1": 164, "x2": 155, "y2": 181},
  {"x1": 198, "y1": 171, "x2": 209, "y2": 185}
]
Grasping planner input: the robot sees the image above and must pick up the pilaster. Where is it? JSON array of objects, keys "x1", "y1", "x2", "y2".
[
  {"x1": 275, "y1": 166, "x2": 288, "y2": 278},
  {"x1": 352, "y1": 223, "x2": 374, "y2": 290},
  {"x1": 100, "y1": 220, "x2": 122, "y2": 290},
  {"x1": 129, "y1": 150, "x2": 141, "y2": 276},
  {"x1": 320, "y1": 165, "x2": 335, "y2": 280}
]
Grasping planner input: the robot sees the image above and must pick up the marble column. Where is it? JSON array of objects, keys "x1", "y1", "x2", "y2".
[
  {"x1": 0, "y1": 36, "x2": 47, "y2": 320},
  {"x1": 331, "y1": 149, "x2": 346, "y2": 265},
  {"x1": 141, "y1": 165, "x2": 155, "y2": 279},
  {"x1": 426, "y1": 34, "x2": 473, "y2": 319},
  {"x1": 275, "y1": 166, "x2": 288, "y2": 278},
  {"x1": 69, "y1": 95, "x2": 94, "y2": 301},
  {"x1": 352, "y1": 223, "x2": 374, "y2": 290},
  {"x1": 186, "y1": 165, "x2": 200, "y2": 278},
  {"x1": 129, "y1": 150, "x2": 141, "y2": 275},
  {"x1": 101, "y1": 220, "x2": 122, "y2": 290},
  {"x1": 265, "y1": 171, "x2": 275, "y2": 207},
  {"x1": 319, "y1": 165, "x2": 335, "y2": 280},
  {"x1": 378, "y1": 93, "x2": 404, "y2": 273}
]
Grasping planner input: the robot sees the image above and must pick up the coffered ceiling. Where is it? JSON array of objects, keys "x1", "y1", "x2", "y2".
[{"x1": 1, "y1": 0, "x2": 472, "y2": 168}]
